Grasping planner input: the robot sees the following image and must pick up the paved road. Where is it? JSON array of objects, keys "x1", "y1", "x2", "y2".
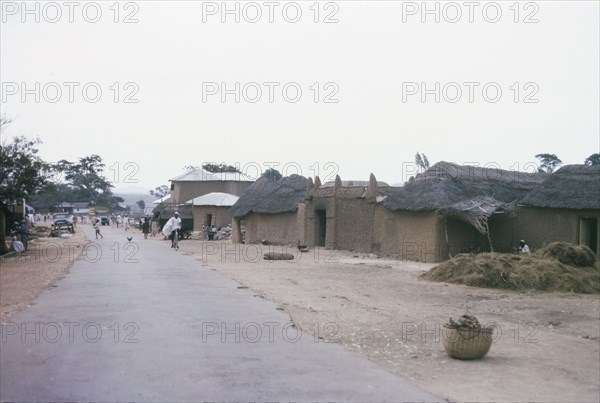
[{"x1": 1, "y1": 224, "x2": 440, "y2": 402}]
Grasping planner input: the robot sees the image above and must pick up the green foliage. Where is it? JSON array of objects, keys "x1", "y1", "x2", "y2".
[
  {"x1": 535, "y1": 153, "x2": 562, "y2": 173},
  {"x1": 261, "y1": 168, "x2": 282, "y2": 182},
  {"x1": 57, "y1": 155, "x2": 113, "y2": 203},
  {"x1": 0, "y1": 135, "x2": 54, "y2": 201},
  {"x1": 584, "y1": 153, "x2": 600, "y2": 166},
  {"x1": 107, "y1": 195, "x2": 125, "y2": 211},
  {"x1": 136, "y1": 199, "x2": 145, "y2": 210},
  {"x1": 149, "y1": 185, "x2": 170, "y2": 198},
  {"x1": 415, "y1": 152, "x2": 430, "y2": 172},
  {"x1": 202, "y1": 163, "x2": 240, "y2": 173}
]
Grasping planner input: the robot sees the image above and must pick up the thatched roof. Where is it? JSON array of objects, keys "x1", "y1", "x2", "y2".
[
  {"x1": 230, "y1": 175, "x2": 308, "y2": 217},
  {"x1": 383, "y1": 162, "x2": 548, "y2": 235},
  {"x1": 520, "y1": 165, "x2": 600, "y2": 209},
  {"x1": 384, "y1": 161, "x2": 547, "y2": 212}
]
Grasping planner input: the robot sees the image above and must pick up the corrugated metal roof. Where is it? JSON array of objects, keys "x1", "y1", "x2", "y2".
[
  {"x1": 152, "y1": 194, "x2": 172, "y2": 204},
  {"x1": 170, "y1": 168, "x2": 255, "y2": 182},
  {"x1": 185, "y1": 192, "x2": 240, "y2": 206}
]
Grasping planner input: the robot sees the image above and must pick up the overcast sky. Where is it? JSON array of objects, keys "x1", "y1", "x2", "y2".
[{"x1": 1, "y1": 0, "x2": 598, "y2": 192}]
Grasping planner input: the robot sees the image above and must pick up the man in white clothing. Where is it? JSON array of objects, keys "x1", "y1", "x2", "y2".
[{"x1": 162, "y1": 212, "x2": 182, "y2": 248}]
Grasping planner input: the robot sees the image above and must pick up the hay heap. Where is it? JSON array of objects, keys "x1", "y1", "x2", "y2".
[
  {"x1": 423, "y1": 244, "x2": 599, "y2": 293},
  {"x1": 539, "y1": 242, "x2": 597, "y2": 267}
]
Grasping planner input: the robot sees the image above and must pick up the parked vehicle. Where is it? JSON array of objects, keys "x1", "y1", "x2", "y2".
[
  {"x1": 52, "y1": 212, "x2": 74, "y2": 233},
  {"x1": 99, "y1": 215, "x2": 109, "y2": 226}
]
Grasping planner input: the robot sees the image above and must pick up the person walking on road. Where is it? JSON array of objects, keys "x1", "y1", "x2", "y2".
[
  {"x1": 94, "y1": 218, "x2": 103, "y2": 239},
  {"x1": 151, "y1": 219, "x2": 158, "y2": 237},
  {"x1": 142, "y1": 217, "x2": 150, "y2": 239}
]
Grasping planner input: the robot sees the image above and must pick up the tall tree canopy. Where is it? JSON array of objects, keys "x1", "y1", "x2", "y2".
[
  {"x1": 584, "y1": 153, "x2": 600, "y2": 166},
  {"x1": 202, "y1": 163, "x2": 241, "y2": 173},
  {"x1": 0, "y1": 129, "x2": 54, "y2": 201},
  {"x1": 261, "y1": 168, "x2": 282, "y2": 182},
  {"x1": 57, "y1": 155, "x2": 113, "y2": 204},
  {"x1": 149, "y1": 185, "x2": 170, "y2": 198},
  {"x1": 535, "y1": 153, "x2": 562, "y2": 173},
  {"x1": 415, "y1": 152, "x2": 430, "y2": 173}
]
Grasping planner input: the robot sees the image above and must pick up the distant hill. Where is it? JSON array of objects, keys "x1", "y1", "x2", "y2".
[
  {"x1": 114, "y1": 192, "x2": 159, "y2": 207},
  {"x1": 113, "y1": 185, "x2": 152, "y2": 195}
]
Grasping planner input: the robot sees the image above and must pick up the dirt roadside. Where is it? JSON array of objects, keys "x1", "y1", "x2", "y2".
[
  {"x1": 174, "y1": 239, "x2": 600, "y2": 402},
  {"x1": 2, "y1": 228, "x2": 598, "y2": 402},
  {"x1": 0, "y1": 223, "x2": 87, "y2": 323}
]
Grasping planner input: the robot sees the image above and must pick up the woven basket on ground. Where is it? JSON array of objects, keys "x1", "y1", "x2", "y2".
[{"x1": 443, "y1": 325, "x2": 493, "y2": 360}]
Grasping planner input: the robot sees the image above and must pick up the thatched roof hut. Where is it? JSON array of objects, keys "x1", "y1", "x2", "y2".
[
  {"x1": 520, "y1": 165, "x2": 600, "y2": 209},
  {"x1": 230, "y1": 175, "x2": 308, "y2": 218},
  {"x1": 383, "y1": 162, "x2": 548, "y2": 235},
  {"x1": 384, "y1": 162, "x2": 547, "y2": 212}
]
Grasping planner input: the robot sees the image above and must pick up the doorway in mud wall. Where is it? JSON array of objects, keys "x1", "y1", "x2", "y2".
[
  {"x1": 316, "y1": 210, "x2": 326, "y2": 247},
  {"x1": 205, "y1": 214, "x2": 212, "y2": 227},
  {"x1": 579, "y1": 217, "x2": 598, "y2": 254}
]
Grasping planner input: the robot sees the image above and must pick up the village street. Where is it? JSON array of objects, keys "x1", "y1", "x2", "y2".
[{"x1": 0, "y1": 224, "x2": 439, "y2": 402}]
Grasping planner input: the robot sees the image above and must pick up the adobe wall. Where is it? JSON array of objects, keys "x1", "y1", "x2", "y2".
[
  {"x1": 513, "y1": 207, "x2": 600, "y2": 253},
  {"x1": 244, "y1": 210, "x2": 304, "y2": 245},
  {"x1": 374, "y1": 207, "x2": 445, "y2": 263},
  {"x1": 333, "y1": 197, "x2": 375, "y2": 252},
  {"x1": 192, "y1": 206, "x2": 232, "y2": 231}
]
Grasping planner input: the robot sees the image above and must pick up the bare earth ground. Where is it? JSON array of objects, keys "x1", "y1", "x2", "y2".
[
  {"x1": 2, "y1": 226, "x2": 599, "y2": 402},
  {"x1": 0, "y1": 223, "x2": 86, "y2": 323},
  {"x1": 174, "y1": 239, "x2": 600, "y2": 402}
]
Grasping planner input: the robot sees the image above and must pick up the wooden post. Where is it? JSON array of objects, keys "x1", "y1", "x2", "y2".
[{"x1": 444, "y1": 216, "x2": 452, "y2": 259}]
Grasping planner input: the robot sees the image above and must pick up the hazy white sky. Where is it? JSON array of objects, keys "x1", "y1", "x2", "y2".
[{"x1": 1, "y1": 0, "x2": 599, "y2": 191}]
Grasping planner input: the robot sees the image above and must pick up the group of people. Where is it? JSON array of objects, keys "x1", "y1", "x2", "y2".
[{"x1": 10, "y1": 219, "x2": 31, "y2": 252}]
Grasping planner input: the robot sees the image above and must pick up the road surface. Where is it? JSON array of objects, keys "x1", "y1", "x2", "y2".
[{"x1": 1, "y1": 224, "x2": 440, "y2": 402}]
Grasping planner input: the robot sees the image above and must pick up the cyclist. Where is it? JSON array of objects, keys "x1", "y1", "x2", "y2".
[{"x1": 162, "y1": 212, "x2": 182, "y2": 249}]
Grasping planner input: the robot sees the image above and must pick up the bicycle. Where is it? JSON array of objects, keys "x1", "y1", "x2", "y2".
[{"x1": 171, "y1": 229, "x2": 179, "y2": 250}]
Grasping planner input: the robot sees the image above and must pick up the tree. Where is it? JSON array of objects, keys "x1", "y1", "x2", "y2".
[
  {"x1": 136, "y1": 199, "x2": 145, "y2": 210},
  {"x1": 29, "y1": 183, "x2": 77, "y2": 212},
  {"x1": 106, "y1": 195, "x2": 125, "y2": 211},
  {"x1": 183, "y1": 165, "x2": 199, "y2": 172},
  {"x1": 415, "y1": 152, "x2": 430, "y2": 173},
  {"x1": 261, "y1": 168, "x2": 282, "y2": 182},
  {"x1": 535, "y1": 153, "x2": 562, "y2": 173},
  {"x1": 0, "y1": 119, "x2": 55, "y2": 254},
  {"x1": 584, "y1": 153, "x2": 600, "y2": 166},
  {"x1": 150, "y1": 185, "x2": 170, "y2": 198},
  {"x1": 1, "y1": 136, "x2": 54, "y2": 201},
  {"x1": 202, "y1": 163, "x2": 241, "y2": 173},
  {"x1": 59, "y1": 155, "x2": 113, "y2": 203}
]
